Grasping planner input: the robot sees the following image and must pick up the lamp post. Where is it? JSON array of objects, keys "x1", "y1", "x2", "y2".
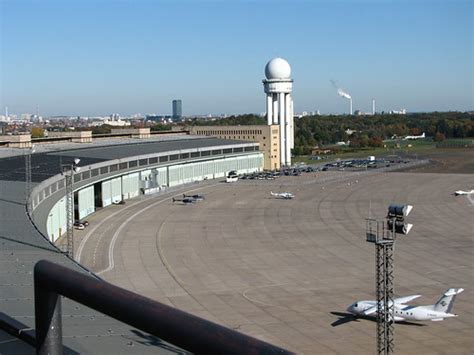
[
  {"x1": 61, "y1": 158, "x2": 81, "y2": 259},
  {"x1": 366, "y1": 204, "x2": 413, "y2": 355},
  {"x1": 24, "y1": 145, "x2": 35, "y2": 214}
]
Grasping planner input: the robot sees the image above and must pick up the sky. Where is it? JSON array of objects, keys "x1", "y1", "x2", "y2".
[{"x1": 1, "y1": 0, "x2": 473, "y2": 116}]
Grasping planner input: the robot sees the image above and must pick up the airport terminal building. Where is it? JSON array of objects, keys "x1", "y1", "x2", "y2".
[
  {"x1": 0, "y1": 133, "x2": 264, "y2": 353},
  {"x1": 189, "y1": 125, "x2": 280, "y2": 170},
  {"x1": 24, "y1": 137, "x2": 263, "y2": 243}
]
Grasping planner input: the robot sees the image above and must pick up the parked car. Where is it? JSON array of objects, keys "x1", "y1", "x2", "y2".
[
  {"x1": 75, "y1": 220, "x2": 89, "y2": 227},
  {"x1": 74, "y1": 222, "x2": 85, "y2": 230}
]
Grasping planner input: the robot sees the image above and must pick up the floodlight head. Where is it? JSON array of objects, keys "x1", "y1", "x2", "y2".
[
  {"x1": 388, "y1": 204, "x2": 413, "y2": 218},
  {"x1": 73, "y1": 166, "x2": 81, "y2": 173},
  {"x1": 74, "y1": 158, "x2": 81, "y2": 165},
  {"x1": 387, "y1": 220, "x2": 413, "y2": 235}
]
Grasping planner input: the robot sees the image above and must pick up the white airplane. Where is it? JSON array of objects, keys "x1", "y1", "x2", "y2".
[
  {"x1": 347, "y1": 288, "x2": 464, "y2": 322},
  {"x1": 454, "y1": 190, "x2": 474, "y2": 196},
  {"x1": 402, "y1": 132, "x2": 425, "y2": 140},
  {"x1": 270, "y1": 191, "x2": 294, "y2": 199}
]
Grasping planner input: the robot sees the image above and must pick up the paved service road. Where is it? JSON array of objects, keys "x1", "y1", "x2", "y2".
[{"x1": 77, "y1": 171, "x2": 474, "y2": 354}]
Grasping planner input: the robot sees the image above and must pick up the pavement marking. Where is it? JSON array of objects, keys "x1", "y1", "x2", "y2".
[
  {"x1": 76, "y1": 200, "x2": 143, "y2": 263},
  {"x1": 241, "y1": 283, "x2": 290, "y2": 308},
  {"x1": 155, "y1": 221, "x2": 186, "y2": 287},
  {"x1": 96, "y1": 197, "x2": 171, "y2": 275},
  {"x1": 95, "y1": 184, "x2": 220, "y2": 276}
]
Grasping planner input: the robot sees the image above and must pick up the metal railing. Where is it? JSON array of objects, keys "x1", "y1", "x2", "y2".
[{"x1": 34, "y1": 260, "x2": 292, "y2": 355}]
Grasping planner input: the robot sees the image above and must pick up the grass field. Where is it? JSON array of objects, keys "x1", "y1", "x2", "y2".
[{"x1": 293, "y1": 139, "x2": 474, "y2": 174}]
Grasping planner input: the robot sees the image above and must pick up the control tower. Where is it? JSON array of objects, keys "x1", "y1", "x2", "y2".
[{"x1": 263, "y1": 57, "x2": 294, "y2": 167}]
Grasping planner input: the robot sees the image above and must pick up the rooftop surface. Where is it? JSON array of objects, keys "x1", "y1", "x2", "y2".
[
  {"x1": 0, "y1": 136, "x2": 253, "y2": 354},
  {"x1": 0, "y1": 136, "x2": 246, "y2": 183},
  {"x1": 0, "y1": 134, "x2": 199, "y2": 159}
]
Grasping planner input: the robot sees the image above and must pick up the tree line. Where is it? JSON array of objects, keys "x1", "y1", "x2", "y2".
[
  {"x1": 188, "y1": 112, "x2": 473, "y2": 155},
  {"x1": 292, "y1": 112, "x2": 473, "y2": 154}
]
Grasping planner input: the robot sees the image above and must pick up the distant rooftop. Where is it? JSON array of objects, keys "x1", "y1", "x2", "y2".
[{"x1": 0, "y1": 133, "x2": 202, "y2": 159}]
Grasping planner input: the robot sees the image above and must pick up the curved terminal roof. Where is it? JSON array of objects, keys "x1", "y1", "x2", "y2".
[
  {"x1": 0, "y1": 137, "x2": 257, "y2": 354},
  {"x1": 0, "y1": 137, "x2": 249, "y2": 183}
]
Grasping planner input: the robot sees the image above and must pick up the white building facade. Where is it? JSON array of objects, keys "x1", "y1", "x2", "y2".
[{"x1": 263, "y1": 57, "x2": 294, "y2": 167}]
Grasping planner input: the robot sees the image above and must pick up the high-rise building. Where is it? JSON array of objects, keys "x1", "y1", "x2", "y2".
[{"x1": 172, "y1": 100, "x2": 182, "y2": 120}]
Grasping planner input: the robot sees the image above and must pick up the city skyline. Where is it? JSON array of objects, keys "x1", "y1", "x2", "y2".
[{"x1": 1, "y1": 0, "x2": 472, "y2": 116}]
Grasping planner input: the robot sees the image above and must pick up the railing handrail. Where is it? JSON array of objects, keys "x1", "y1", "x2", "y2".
[{"x1": 34, "y1": 260, "x2": 292, "y2": 355}]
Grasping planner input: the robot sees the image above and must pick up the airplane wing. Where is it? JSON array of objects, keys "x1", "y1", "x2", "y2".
[{"x1": 394, "y1": 295, "x2": 421, "y2": 304}]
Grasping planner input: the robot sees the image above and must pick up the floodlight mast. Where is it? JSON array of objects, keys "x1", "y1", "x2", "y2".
[
  {"x1": 60, "y1": 159, "x2": 81, "y2": 259},
  {"x1": 366, "y1": 204, "x2": 413, "y2": 355}
]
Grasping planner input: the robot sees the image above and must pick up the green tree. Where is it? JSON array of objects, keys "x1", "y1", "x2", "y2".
[
  {"x1": 31, "y1": 127, "x2": 44, "y2": 138},
  {"x1": 150, "y1": 123, "x2": 172, "y2": 131},
  {"x1": 434, "y1": 132, "x2": 445, "y2": 142}
]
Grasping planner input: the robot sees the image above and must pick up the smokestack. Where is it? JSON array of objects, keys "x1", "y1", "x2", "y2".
[
  {"x1": 350, "y1": 98, "x2": 353, "y2": 115},
  {"x1": 5, "y1": 106, "x2": 8, "y2": 119},
  {"x1": 372, "y1": 98, "x2": 376, "y2": 115}
]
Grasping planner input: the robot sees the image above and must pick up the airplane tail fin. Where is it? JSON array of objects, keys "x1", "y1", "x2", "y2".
[
  {"x1": 433, "y1": 288, "x2": 464, "y2": 313},
  {"x1": 421, "y1": 132, "x2": 425, "y2": 138}
]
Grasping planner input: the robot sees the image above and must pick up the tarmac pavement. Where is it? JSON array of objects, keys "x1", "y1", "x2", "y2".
[{"x1": 77, "y1": 170, "x2": 474, "y2": 354}]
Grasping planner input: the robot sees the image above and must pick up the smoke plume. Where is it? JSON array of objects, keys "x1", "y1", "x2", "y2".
[
  {"x1": 330, "y1": 80, "x2": 352, "y2": 100},
  {"x1": 337, "y1": 88, "x2": 351, "y2": 100}
]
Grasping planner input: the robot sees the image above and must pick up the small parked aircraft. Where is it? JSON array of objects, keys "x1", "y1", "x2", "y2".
[
  {"x1": 347, "y1": 288, "x2": 464, "y2": 322},
  {"x1": 270, "y1": 191, "x2": 294, "y2": 199},
  {"x1": 172, "y1": 197, "x2": 196, "y2": 204},
  {"x1": 403, "y1": 132, "x2": 425, "y2": 140},
  {"x1": 454, "y1": 190, "x2": 474, "y2": 196},
  {"x1": 183, "y1": 193, "x2": 205, "y2": 201}
]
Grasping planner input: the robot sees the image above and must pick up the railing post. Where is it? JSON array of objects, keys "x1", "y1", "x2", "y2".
[{"x1": 34, "y1": 270, "x2": 63, "y2": 355}]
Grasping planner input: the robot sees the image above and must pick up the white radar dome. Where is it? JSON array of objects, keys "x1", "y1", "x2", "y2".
[{"x1": 265, "y1": 57, "x2": 291, "y2": 80}]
